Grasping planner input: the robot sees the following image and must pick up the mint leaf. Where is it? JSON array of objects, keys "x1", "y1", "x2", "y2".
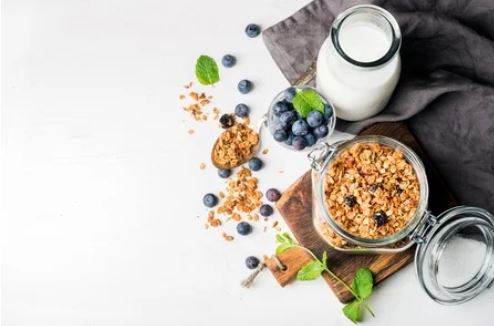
[
  {"x1": 275, "y1": 232, "x2": 295, "y2": 254},
  {"x1": 195, "y1": 55, "x2": 219, "y2": 85},
  {"x1": 292, "y1": 89, "x2": 324, "y2": 118},
  {"x1": 343, "y1": 300, "x2": 362, "y2": 324},
  {"x1": 297, "y1": 261, "x2": 324, "y2": 281},
  {"x1": 275, "y1": 243, "x2": 293, "y2": 255},
  {"x1": 352, "y1": 268, "x2": 373, "y2": 300}
]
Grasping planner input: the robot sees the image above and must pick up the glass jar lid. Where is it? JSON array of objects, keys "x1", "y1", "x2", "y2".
[{"x1": 415, "y1": 206, "x2": 494, "y2": 304}]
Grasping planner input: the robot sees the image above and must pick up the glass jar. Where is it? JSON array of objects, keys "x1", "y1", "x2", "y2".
[
  {"x1": 316, "y1": 5, "x2": 401, "y2": 121},
  {"x1": 309, "y1": 136, "x2": 494, "y2": 304}
]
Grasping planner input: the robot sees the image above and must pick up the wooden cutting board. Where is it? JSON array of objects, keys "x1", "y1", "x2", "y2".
[{"x1": 275, "y1": 122, "x2": 457, "y2": 303}]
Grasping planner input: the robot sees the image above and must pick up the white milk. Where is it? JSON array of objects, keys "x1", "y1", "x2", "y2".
[{"x1": 316, "y1": 6, "x2": 401, "y2": 121}]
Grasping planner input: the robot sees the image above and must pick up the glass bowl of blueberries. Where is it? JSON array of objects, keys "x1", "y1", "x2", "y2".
[{"x1": 267, "y1": 86, "x2": 335, "y2": 151}]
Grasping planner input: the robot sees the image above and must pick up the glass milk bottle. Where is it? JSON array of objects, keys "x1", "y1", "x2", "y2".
[{"x1": 316, "y1": 5, "x2": 402, "y2": 121}]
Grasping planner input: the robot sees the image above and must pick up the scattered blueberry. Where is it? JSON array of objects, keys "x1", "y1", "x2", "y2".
[
  {"x1": 323, "y1": 104, "x2": 334, "y2": 121},
  {"x1": 373, "y1": 210, "x2": 388, "y2": 226},
  {"x1": 279, "y1": 110, "x2": 297, "y2": 124},
  {"x1": 245, "y1": 256, "x2": 260, "y2": 269},
  {"x1": 260, "y1": 204, "x2": 274, "y2": 217},
  {"x1": 248, "y1": 157, "x2": 263, "y2": 171},
  {"x1": 292, "y1": 136, "x2": 307, "y2": 151},
  {"x1": 292, "y1": 119, "x2": 310, "y2": 136},
  {"x1": 237, "y1": 221, "x2": 252, "y2": 235},
  {"x1": 273, "y1": 129, "x2": 288, "y2": 142},
  {"x1": 313, "y1": 124, "x2": 329, "y2": 139},
  {"x1": 266, "y1": 188, "x2": 281, "y2": 202},
  {"x1": 307, "y1": 111, "x2": 324, "y2": 128},
  {"x1": 284, "y1": 87, "x2": 297, "y2": 101},
  {"x1": 235, "y1": 103, "x2": 250, "y2": 118},
  {"x1": 344, "y1": 195, "x2": 357, "y2": 207},
  {"x1": 304, "y1": 133, "x2": 317, "y2": 147},
  {"x1": 221, "y1": 54, "x2": 236, "y2": 68},
  {"x1": 238, "y1": 79, "x2": 253, "y2": 94},
  {"x1": 218, "y1": 169, "x2": 232, "y2": 179},
  {"x1": 272, "y1": 101, "x2": 292, "y2": 116},
  {"x1": 245, "y1": 23, "x2": 261, "y2": 38},
  {"x1": 219, "y1": 113, "x2": 235, "y2": 129},
  {"x1": 203, "y1": 193, "x2": 218, "y2": 208},
  {"x1": 285, "y1": 132, "x2": 295, "y2": 146}
]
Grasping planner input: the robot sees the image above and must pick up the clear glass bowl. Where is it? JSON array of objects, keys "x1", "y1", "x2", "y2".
[{"x1": 266, "y1": 86, "x2": 336, "y2": 151}]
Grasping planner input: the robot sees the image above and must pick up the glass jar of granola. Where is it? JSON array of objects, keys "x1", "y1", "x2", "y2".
[{"x1": 309, "y1": 135, "x2": 494, "y2": 304}]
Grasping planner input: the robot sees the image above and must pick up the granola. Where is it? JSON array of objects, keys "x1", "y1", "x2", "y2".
[
  {"x1": 212, "y1": 123, "x2": 259, "y2": 168},
  {"x1": 324, "y1": 142, "x2": 419, "y2": 240}
]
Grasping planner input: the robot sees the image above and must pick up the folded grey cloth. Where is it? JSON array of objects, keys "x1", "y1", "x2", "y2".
[{"x1": 263, "y1": 0, "x2": 494, "y2": 213}]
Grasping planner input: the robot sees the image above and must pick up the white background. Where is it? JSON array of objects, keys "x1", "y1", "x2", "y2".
[{"x1": 2, "y1": 0, "x2": 493, "y2": 325}]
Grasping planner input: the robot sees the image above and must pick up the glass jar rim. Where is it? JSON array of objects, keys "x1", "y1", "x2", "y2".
[
  {"x1": 330, "y1": 4, "x2": 402, "y2": 68},
  {"x1": 317, "y1": 135, "x2": 430, "y2": 247}
]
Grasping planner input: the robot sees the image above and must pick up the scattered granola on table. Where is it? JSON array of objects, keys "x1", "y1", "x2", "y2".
[{"x1": 323, "y1": 142, "x2": 420, "y2": 240}]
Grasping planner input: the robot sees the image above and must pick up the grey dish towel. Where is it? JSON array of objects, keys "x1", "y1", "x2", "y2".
[{"x1": 263, "y1": 0, "x2": 494, "y2": 213}]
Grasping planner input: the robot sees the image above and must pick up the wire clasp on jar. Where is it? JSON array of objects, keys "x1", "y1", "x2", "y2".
[
  {"x1": 411, "y1": 211, "x2": 438, "y2": 244},
  {"x1": 308, "y1": 142, "x2": 336, "y2": 172}
]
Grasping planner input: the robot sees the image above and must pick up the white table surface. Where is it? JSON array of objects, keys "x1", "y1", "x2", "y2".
[{"x1": 2, "y1": 0, "x2": 493, "y2": 325}]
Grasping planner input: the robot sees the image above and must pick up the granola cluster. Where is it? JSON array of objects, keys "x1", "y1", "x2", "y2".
[
  {"x1": 179, "y1": 82, "x2": 219, "y2": 122},
  {"x1": 217, "y1": 167, "x2": 263, "y2": 218},
  {"x1": 323, "y1": 142, "x2": 420, "y2": 241},
  {"x1": 212, "y1": 123, "x2": 259, "y2": 168}
]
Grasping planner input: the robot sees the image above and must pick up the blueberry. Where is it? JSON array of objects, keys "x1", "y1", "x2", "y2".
[
  {"x1": 237, "y1": 221, "x2": 252, "y2": 235},
  {"x1": 313, "y1": 124, "x2": 329, "y2": 139},
  {"x1": 203, "y1": 193, "x2": 218, "y2": 208},
  {"x1": 245, "y1": 256, "x2": 260, "y2": 269},
  {"x1": 292, "y1": 119, "x2": 310, "y2": 136},
  {"x1": 307, "y1": 111, "x2": 323, "y2": 128},
  {"x1": 277, "y1": 120, "x2": 290, "y2": 131},
  {"x1": 248, "y1": 157, "x2": 263, "y2": 171},
  {"x1": 218, "y1": 169, "x2": 232, "y2": 179},
  {"x1": 219, "y1": 114, "x2": 235, "y2": 129},
  {"x1": 285, "y1": 132, "x2": 295, "y2": 146},
  {"x1": 273, "y1": 129, "x2": 288, "y2": 142},
  {"x1": 266, "y1": 188, "x2": 281, "y2": 202},
  {"x1": 260, "y1": 204, "x2": 274, "y2": 217},
  {"x1": 245, "y1": 23, "x2": 261, "y2": 38},
  {"x1": 272, "y1": 101, "x2": 292, "y2": 116},
  {"x1": 221, "y1": 54, "x2": 236, "y2": 68},
  {"x1": 235, "y1": 103, "x2": 250, "y2": 118},
  {"x1": 344, "y1": 195, "x2": 357, "y2": 207},
  {"x1": 323, "y1": 104, "x2": 334, "y2": 121},
  {"x1": 304, "y1": 133, "x2": 316, "y2": 147},
  {"x1": 284, "y1": 87, "x2": 297, "y2": 102},
  {"x1": 279, "y1": 110, "x2": 297, "y2": 124},
  {"x1": 292, "y1": 136, "x2": 307, "y2": 151},
  {"x1": 238, "y1": 79, "x2": 253, "y2": 94},
  {"x1": 373, "y1": 210, "x2": 388, "y2": 226}
]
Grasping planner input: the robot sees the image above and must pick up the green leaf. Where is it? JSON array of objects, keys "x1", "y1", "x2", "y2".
[
  {"x1": 195, "y1": 55, "x2": 219, "y2": 85},
  {"x1": 292, "y1": 89, "x2": 324, "y2": 118},
  {"x1": 296, "y1": 261, "x2": 324, "y2": 281},
  {"x1": 343, "y1": 300, "x2": 362, "y2": 324},
  {"x1": 275, "y1": 243, "x2": 294, "y2": 255},
  {"x1": 321, "y1": 251, "x2": 328, "y2": 267},
  {"x1": 352, "y1": 268, "x2": 374, "y2": 300}
]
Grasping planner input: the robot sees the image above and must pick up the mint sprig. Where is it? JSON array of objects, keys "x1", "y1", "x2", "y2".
[
  {"x1": 195, "y1": 55, "x2": 220, "y2": 85},
  {"x1": 292, "y1": 89, "x2": 324, "y2": 118},
  {"x1": 275, "y1": 233, "x2": 375, "y2": 323}
]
